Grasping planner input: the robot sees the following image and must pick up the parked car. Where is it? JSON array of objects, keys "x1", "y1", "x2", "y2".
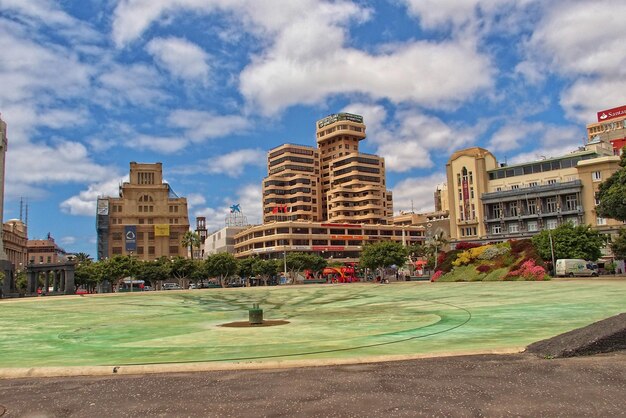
[
  {"x1": 555, "y1": 259, "x2": 599, "y2": 277},
  {"x1": 162, "y1": 283, "x2": 182, "y2": 290}
]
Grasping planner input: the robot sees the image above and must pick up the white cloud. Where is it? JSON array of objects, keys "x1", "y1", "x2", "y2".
[
  {"x1": 207, "y1": 149, "x2": 265, "y2": 177},
  {"x1": 59, "y1": 236, "x2": 77, "y2": 245},
  {"x1": 146, "y1": 36, "x2": 211, "y2": 83},
  {"x1": 95, "y1": 63, "x2": 166, "y2": 107},
  {"x1": 401, "y1": 0, "x2": 537, "y2": 36},
  {"x1": 240, "y1": 37, "x2": 494, "y2": 116},
  {"x1": 111, "y1": 1, "x2": 494, "y2": 116},
  {"x1": 193, "y1": 183, "x2": 262, "y2": 232},
  {"x1": 60, "y1": 176, "x2": 128, "y2": 216},
  {"x1": 391, "y1": 173, "x2": 447, "y2": 214},
  {"x1": 519, "y1": 1, "x2": 626, "y2": 122},
  {"x1": 0, "y1": 19, "x2": 93, "y2": 104},
  {"x1": 489, "y1": 122, "x2": 583, "y2": 159},
  {"x1": 128, "y1": 135, "x2": 189, "y2": 153},
  {"x1": 167, "y1": 110, "x2": 249, "y2": 141},
  {"x1": 343, "y1": 103, "x2": 482, "y2": 172},
  {"x1": 186, "y1": 193, "x2": 207, "y2": 209}
]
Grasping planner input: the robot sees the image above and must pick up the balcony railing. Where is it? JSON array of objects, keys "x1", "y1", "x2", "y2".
[{"x1": 481, "y1": 180, "x2": 582, "y2": 202}]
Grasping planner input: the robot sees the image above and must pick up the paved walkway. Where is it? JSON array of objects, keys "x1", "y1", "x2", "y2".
[{"x1": 1, "y1": 352, "x2": 624, "y2": 417}]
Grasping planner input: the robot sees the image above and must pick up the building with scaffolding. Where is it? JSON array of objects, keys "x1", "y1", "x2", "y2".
[{"x1": 96, "y1": 162, "x2": 190, "y2": 261}]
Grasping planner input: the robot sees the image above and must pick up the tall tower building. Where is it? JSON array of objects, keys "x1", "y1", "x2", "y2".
[
  {"x1": 262, "y1": 144, "x2": 321, "y2": 223},
  {"x1": 262, "y1": 113, "x2": 392, "y2": 225},
  {"x1": 96, "y1": 162, "x2": 190, "y2": 261},
  {"x1": 316, "y1": 113, "x2": 392, "y2": 224}
]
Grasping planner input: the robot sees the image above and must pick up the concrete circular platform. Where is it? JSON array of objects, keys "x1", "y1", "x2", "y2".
[{"x1": 0, "y1": 280, "x2": 625, "y2": 378}]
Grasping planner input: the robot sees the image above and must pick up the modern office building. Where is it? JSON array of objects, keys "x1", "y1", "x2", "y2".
[
  {"x1": 236, "y1": 113, "x2": 424, "y2": 263},
  {"x1": 96, "y1": 162, "x2": 190, "y2": 261},
  {"x1": 586, "y1": 104, "x2": 626, "y2": 155},
  {"x1": 3, "y1": 219, "x2": 28, "y2": 272},
  {"x1": 446, "y1": 142, "x2": 623, "y2": 244},
  {"x1": 205, "y1": 226, "x2": 249, "y2": 257},
  {"x1": 234, "y1": 221, "x2": 423, "y2": 263}
]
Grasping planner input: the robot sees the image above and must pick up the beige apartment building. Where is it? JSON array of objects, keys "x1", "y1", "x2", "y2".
[
  {"x1": 96, "y1": 162, "x2": 190, "y2": 261},
  {"x1": 446, "y1": 144, "x2": 623, "y2": 244},
  {"x1": 27, "y1": 235, "x2": 66, "y2": 265},
  {"x1": 3, "y1": 219, "x2": 28, "y2": 272},
  {"x1": 237, "y1": 113, "x2": 423, "y2": 263},
  {"x1": 262, "y1": 113, "x2": 392, "y2": 225}
]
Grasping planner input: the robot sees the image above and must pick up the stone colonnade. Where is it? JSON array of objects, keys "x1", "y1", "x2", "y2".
[{"x1": 25, "y1": 262, "x2": 75, "y2": 296}]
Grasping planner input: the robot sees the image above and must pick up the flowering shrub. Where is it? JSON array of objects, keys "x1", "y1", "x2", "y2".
[
  {"x1": 510, "y1": 239, "x2": 534, "y2": 256},
  {"x1": 477, "y1": 245, "x2": 510, "y2": 260},
  {"x1": 453, "y1": 245, "x2": 489, "y2": 266},
  {"x1": 505, "y1": 259, "x2": 547, "y2": 281},
  {"x1": 455, "y1": 242, "x2": 482, "y2": 250},
  {"x1": 430, "y1": 270, "x2": 443, "y2": 282},
  {"x1": 476, "y1": 264, "x2": 491, "y2": 273}
]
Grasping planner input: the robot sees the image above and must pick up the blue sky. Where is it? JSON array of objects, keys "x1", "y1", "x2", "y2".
[{"x1": 1, "y1": 0, "x2": 625, "y2": 256}]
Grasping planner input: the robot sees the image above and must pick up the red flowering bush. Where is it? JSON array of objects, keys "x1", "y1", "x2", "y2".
[
  {"x1": 430, "y1": 270, "x2": 443, "y2": 282},
  {"x1": 476, "y1": 264, "x2": 491, "y2": 273},
  {"x1": 456, "y1": 242, "x2": 482, "y2": 250},
  {"x1": 505, "y1": 259, "x2": 547, "y2": 281}
]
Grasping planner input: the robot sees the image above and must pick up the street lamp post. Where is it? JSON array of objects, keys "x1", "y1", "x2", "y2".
[{"x1": 548, "y1": 229, "x2": 556, "y2": 276}]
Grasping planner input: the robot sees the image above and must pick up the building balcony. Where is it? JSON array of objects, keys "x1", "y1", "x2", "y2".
[
  {"x1": 481, "y1": 180, "x2": 583, "y2": 203},
  {"x1": 484, "y1": 207, "x2": 584, "y2": 223}
]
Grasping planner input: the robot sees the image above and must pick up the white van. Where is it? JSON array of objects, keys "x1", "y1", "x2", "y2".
[{"x1": 555, "y1": 259, "x2": 599, "y2": 277}]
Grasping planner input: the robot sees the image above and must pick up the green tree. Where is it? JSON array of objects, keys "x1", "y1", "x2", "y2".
[
  {"x1": 101, "y1": 255, "x2": 137, "y2": 284},
  {"x1": 532, "y1": 223, "x2": 605, "y2": 261},
  {"x1": 253, "y1": 259, "x2": 280, "y2": 286},
  {"x1": 181, "y1": 231, "x2": 201, "y2": 259},
  {"x1": 136, "y1": 258, "x2": 171, "y2": 287},
  {"x1": 237, "y1": 257, "x2": 258, "y2": 286},
  {"x1": 205, "y1": 252, "x2": 238, "y2": 287},
  {"x1": 359, "y1": 241, "x2": 409, "y2": 278},
  {"x1": 284, "y1": 252, "x2": 327, "y2": 283},
  {"x1": 596, "y1": 147, "x2": 626, "y2": 222},
  {"x1": 610, "y1": 228, "x2": 626, "y2": 261},
  {"x1": 170, "y1": 256, "x2": 195, "y2": 287}
]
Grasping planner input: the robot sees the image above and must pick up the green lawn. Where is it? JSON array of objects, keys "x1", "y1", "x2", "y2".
[{"x1": 1, "y1": 280, "x2": 624, "y2": 368}]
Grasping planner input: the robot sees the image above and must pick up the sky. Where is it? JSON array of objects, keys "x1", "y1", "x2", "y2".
[{"x1": 1, "y1": 0, "x2": 625, "y2": 256}]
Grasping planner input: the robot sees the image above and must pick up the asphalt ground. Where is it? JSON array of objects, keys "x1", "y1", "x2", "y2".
[{"x1": 0, "y1": 351, "x2": 624, "y2": 417}]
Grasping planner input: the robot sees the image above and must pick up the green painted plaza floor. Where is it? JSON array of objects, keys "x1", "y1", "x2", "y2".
[{"x1": 1, "y1": 280, "x2": 625, "y2": 368}]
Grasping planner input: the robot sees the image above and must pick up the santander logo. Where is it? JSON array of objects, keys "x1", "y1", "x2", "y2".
[{"x1": 597, "y1": 104, "x2": 626, "y2": 122}]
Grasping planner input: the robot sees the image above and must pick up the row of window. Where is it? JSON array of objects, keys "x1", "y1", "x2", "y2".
[
  {"x1": 269, "y1": 147, "x2": 315, "y2": 159},
  {"x1": 489, "y1": 195, "x2": 580, "y2": 218},
  {"x1": 487, "y1": 154, "x2": 596, "y2": 180},
  {"x1": 269, "y1": 155, "x2": 315, "y2": 167},
  {"x1": 264, "y1": 178, "x2": 312, "y2": 187},
  {"x1": 112, "y1": 232, "x2": 180, "y2": 241},
  {"x1": 111, "y1": 246, "x2": 180, "y2": 255},
  {"x1": 137, "y1": 172, "x2": 155, "y2": 185}
]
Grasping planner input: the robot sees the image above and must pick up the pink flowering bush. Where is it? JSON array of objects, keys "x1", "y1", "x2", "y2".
[
  {"x1": 431, "y1": 270, "x2": 443, "y2": 282},
  {"x1": 505, "y1": 259, "x2": 547, "y2": 281}
]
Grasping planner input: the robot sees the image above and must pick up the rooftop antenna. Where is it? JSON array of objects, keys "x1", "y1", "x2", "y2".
[
  {"x1": 411, "y1": 199, "x2": 415, "y2": 213},
  {"x1": 20, "y1": 197, "x2": 23, "y2": 222}
]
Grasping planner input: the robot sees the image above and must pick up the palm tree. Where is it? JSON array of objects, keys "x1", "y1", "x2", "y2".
[{"x1": 181, "y1": 231, "x2": 201, "y2": 260}]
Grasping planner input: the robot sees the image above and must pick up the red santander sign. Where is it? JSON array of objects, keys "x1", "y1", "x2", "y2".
[{"x1": 597, "y1": 104, "x2": 626, "y2": 122}]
